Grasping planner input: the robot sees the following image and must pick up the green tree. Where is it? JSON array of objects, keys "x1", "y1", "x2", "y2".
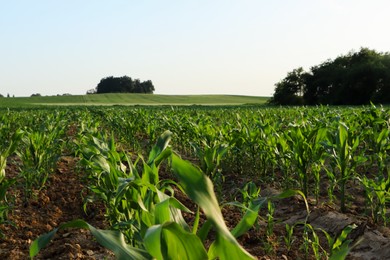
[
  {"x1": 95, "y1": 76, "x2": 155, "y2": 94},
  {"x1": 271, "y1": 48, "x2": 390, "y2": 105},
  {"x1": 304, "y1": 57, "x2": 348, "y2": 105},
  {"x1": 268, "y1": 67, "x2": 307, "y2": 105}
]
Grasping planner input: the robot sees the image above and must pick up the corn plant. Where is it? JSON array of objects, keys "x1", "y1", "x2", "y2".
[
  {"x1": 311, "y1": 128, "x2": 328, "y2": 203},
  {"x1": 284, "y1": 223, "x2": 295, "y2": 252},
  {"x1": 17, "y1": 128, "x2": 63, "y2": 200},
  {"x1": 298, "y1": 223, "x2": 327, "y2": 260},
  {"x1": 358, "y1": 174, "x2": 390, "y2": 224},
  {"x1": 190, "y1": 140, "x2": 228, "y2": 198},
  {"x1": 359, "y1": 104, "x2": 389, "y2": 177},
  {"x1": 75, "y1": 130, "x2": 153, "y2": 244},
  {"x1": 254, "y1": 122, "x2": 279, "y2": 179},
  {"x1": 0, "y1": 130, "x2": 23, "y2": 231},
  {"x1": 266, "y1": 200, "x2": 275, "y2": 238},
  {"x1": 30, "y1": 130, "x2": 257, "y2": 259},
  {"x1": 321, "y1": 224, "x2": 358, "y2": 260},
  {"x1": 0, "y1": 112, "x2": 13, "y2": 150},
  {"x1": 284, "y1": 121, "x2": 316, "y2": 197},
  {"x1": 274, "y1": 131, "x2": 294, "y2": 188},
  {"x1": 322, "y1": 121, "x2": 366, "y2": 212},
  {"x1": 371, "y1": 127, "x2": 390, "y2": 177},
  {"x1": 240, "y1": 181, "x2": 261, "y2": 208}
]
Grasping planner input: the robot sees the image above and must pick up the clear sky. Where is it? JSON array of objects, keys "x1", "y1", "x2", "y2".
[{"x1": 1, "y1": 0, "x2": 389, "y2": 97}]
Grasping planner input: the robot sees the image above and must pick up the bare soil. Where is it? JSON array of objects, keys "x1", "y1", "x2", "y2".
[{"x1": 0, "y1": 156, "x2": 114, "y2": 259}]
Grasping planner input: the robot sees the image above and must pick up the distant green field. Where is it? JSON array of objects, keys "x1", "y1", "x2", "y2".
[{"x1": 0, "y1": 94, "x2": 269, "y2": 107}]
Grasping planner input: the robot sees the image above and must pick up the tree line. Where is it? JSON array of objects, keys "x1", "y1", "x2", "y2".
[
  {"x1": 269, "y1": 48, "x2": 390, "y2": 105},
  {"x1": 88, "y1": 76, "x2": 155, "y2": 94}
]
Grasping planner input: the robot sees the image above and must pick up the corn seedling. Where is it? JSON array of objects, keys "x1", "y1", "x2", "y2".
[
  {"x1": 358, "y1": 174, "x2": 390, "y2": 224},
  {"x1": 321, "y1": 223, "x2": 358, "y2": 260},
  {"x1": 284, "y1": 223, "x2": 295, "y2": 252},
  {"x1": 240, "y1": 181, "x2": 261, "y2": 208},
  {"x1": 0, "y1": 130, "x2": 23, "y2": 232},
  {"x1": 190, "y1": 140, "x2": 228, "y2": 199},
  {"x1": 17, "y1": 129, "x2": 63, "y2": 200},
  {"x1": 266, "y1": 200, "x2": 275, "y2": 238},
  {"x1": 322, "y1": 121, "x2": 366, "y2": 212},
  {"x1": 284, "y1": 121, "x2": 315, "y2": 197}
]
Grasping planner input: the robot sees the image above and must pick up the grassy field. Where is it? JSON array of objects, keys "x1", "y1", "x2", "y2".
[{"x1": 0, "y1": 94, "x2": 269, "y2": 107}]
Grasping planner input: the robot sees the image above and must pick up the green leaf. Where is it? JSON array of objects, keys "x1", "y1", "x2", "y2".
[
  {"x1": 154, "y1": 148, "x2": 172, "y2": 168},
  {"x1": 147, "y1": 130, "x2": 172, "y2": 166},
  {"x1": 92, "y1": 155, "x2": 110, "y2": 173},
  {"x1": 337, "y1": 122, "x2": 349, "y2": 156},
  {"x1": 231, "y1": 200, "x2": 263, "y2": 238},
  {"x1": 29, "y1": 228, "x2": 59, "y2": 259},
  {"x1": 162, "y1": 222, "x2": 208, "y2": 260},
  {"x1": 88, "y1": 225, "x2": 150, "y2": 260},
  {"x1": 29, "y1": 219, "x2": 150, "y2": 260},
  {"x1": 328, "y1": 224, "x2": 357, "y2": 260},
  {"x1": 197, "y1": 219, "x2": 212, "y2": 242},
  {"x1": 144, "y1": 225, "x2": 164, "y2": 260},
  {"x1": 7, "y1": 129, "x2": 24, "y2": 157},
  {"x1": 154, "y1": 199, "x2": 171, "y2": 224},
  {"x1": 208, "y1": 233, "x2": 254, "y2": 260},
  {"x1": 171, "y1": 154, "x2": 254, "y2": 259},
  {"x1": 192, "y1": 206, "x2": 201, "y2": 234},
  {"x1": 376, "y1": 128, "x2": 389, "y2": 145},
  {"x1": 0, "y1": 178, "x2": 15, "y2": 200},
  {"x1": 155, "y1": 190, "x2": 191, "y2": 231},
  {"x1": 144, "y1": 222, "x2": 207, "y2": 260},
  {"x1": 329, "y1": 240, "x2": 352, "y2": 260},
  {"x1": 333, "y1": 224, "x2": 356, "y2": 249}
]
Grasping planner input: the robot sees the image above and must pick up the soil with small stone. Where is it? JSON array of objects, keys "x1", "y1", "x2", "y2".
[
  {"x1": 0, "y1": 156, "x2": 114, "y2": 259},
  {"x1": 1, "y1": 154, "x2": 390, "y2": 259}
]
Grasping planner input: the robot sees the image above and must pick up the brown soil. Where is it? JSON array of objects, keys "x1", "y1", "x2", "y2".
[
  {"x1": 0, "y1": 156, "x2": 114, "y2": 259},
  {"x1": 1, "y1": 155, "x2": 390, "y2": 259}
]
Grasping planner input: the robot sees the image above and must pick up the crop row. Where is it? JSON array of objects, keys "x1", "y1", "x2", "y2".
[{"x1": 0, "y1": 105, "x2": 389, "y2": 259}]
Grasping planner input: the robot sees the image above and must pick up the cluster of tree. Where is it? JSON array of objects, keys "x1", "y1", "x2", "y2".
[
  {"x1": 269, "y1": 48, "x2": 390, "y2": 105},
  {"x1": 88, "y1": 76, "x2": 155, "y2": 94},
  {"x1": 0, "y1": 94, "x2": 13, "y2": 98}
]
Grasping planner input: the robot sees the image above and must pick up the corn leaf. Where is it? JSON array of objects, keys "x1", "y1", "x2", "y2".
[
  {"x1": 197, "y1": 219, "x2": 212, "y2": 242},
  {"x1": 144, "y1": 222, "x2": 207, "y2": 260},
  {"x1": 143, "y1": 225, "x2": 164, "y2": 260},
  {"x1": 154, "y1": 199, "x2": 171, "y2": 224},
  {"x1": 171, "y1": 154, "x2": 254, "y2": 259},
  {"x1": 329, "y1": 241, "x2": 351, "y2": 260},
  {"x1": 29, "y1": 228, "x2": 58, "y2": 259},
  {"x1": 231, "y1": 200, "x2": 263, "y2": 238},
  {"x1": 332, "y1": 224, "x2": 356, "y2": 249},
  {"x1": 29, "y1": 219, "x2": 150, "y2": 260},
  {"x1": 156, "y1": 190, "x2": 191, "y2": 231},
  {"x1": 147, "y1": 130, "x2": 172, "y2": 166}
]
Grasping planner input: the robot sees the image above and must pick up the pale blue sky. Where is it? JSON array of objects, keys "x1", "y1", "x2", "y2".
[{"x1": 1, "y1": 1, "x2": 389, "y2": 97}]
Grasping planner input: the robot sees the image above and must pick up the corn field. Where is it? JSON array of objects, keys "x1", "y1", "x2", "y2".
[{"x1": 0, "y1": 105, "x2": 389, "y2": 259}]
